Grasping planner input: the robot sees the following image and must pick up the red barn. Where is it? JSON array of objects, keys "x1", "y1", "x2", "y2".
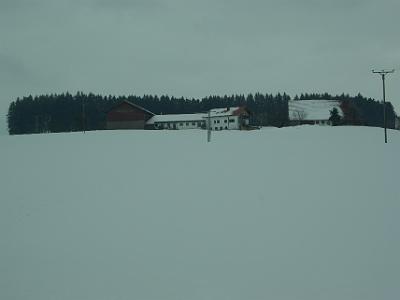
[{"x1": 106, "y1": 100, "x2": 155, "y2": 130}]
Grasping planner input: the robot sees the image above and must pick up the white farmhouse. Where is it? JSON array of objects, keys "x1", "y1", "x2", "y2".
[
  {"x1": 146, "y1": 107, "x2": 250, "y2": 130},
  {"x1": 289, "y1": 100, "x2": 343, "y2": 125},
  {"x1": 207, "y1": 107, "x2": 250, "y2": 130}
]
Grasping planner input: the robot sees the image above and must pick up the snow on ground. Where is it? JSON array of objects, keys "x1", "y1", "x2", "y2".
[{"x1": 1, "y1": 126, "x2": 400, "y2": 300}]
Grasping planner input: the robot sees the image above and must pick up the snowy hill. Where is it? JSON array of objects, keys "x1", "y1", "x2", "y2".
[{"x1": 1, "y1": 127, "x2": 400, "y2": 300}]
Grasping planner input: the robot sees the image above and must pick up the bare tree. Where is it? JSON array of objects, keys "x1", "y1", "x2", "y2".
[{"x1": 292, "y1": 109, "x2": 307, "y2": 125}]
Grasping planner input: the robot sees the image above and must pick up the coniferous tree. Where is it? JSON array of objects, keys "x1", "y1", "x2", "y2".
[{"x1": 329, "y1": 108, "x2": 341, "y2": 126}]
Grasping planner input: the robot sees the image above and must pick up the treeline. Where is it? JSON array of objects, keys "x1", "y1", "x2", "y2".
[
  {"x1": 345, "y1": 94, "x2": 397, "y2": 128},
  {"x1": 7, "y1": 92, "x2": 396, "y2": 134}
]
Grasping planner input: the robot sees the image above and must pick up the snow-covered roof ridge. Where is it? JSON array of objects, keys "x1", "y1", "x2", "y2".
[
  {"x1": 146, "y1": 107, "x2": 248, "y2": 124},
  {"x1": 209, "y1": 107, "x2": 240, "y2": 116},
  {"x1": 146, "y1": 113, "x2": 206, "y2": 125},
  {"x1": 107, "y1": 100, "x2": 155, "y2": 116},
  {"x1": 288, "y1": 99, "x2": 343, "y2": 121}
]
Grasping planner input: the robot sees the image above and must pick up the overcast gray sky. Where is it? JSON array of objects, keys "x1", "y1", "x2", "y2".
[{"x1": 1, "y1": 0, "x2": 399, "y2": 134}]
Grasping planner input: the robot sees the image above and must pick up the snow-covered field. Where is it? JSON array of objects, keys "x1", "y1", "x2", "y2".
[{"x1": 1, "y1": 126, "x2": 399, "y2": 300}]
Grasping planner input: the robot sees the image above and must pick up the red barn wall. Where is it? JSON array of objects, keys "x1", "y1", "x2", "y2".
[{"x1": 106, "y1": 102, "x2": 152, "y2": 129}]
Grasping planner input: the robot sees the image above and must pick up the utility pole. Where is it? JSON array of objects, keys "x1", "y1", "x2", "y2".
[
  {"x1": 372, "y1": 69, "x2": 395, "y2": 143},
  {"x1": 82, "y1": 97, "x2": 86, "y2": 133},
  {"x1": 35, "y1": 115, "x2": 39, "y2": 134},
  {"x1": 207, "y1": 110, "x2": 211, "y2": 142}
]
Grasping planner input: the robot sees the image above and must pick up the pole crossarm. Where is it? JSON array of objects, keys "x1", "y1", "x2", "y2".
[{"x1": 372, "y1": 69, "x2": 395, "y2": 75}]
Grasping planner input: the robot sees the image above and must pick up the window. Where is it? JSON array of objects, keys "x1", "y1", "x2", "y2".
[
  {"x1": 224, "y1": 119, "x2": 227, "y2": 123},
  {"x1": 225, "y1": 126, "x2": 228, "y2": 129},
  {"x1": 217, "y1": 120, "x2": 220, "y2": 123},
  {"x1": 229, "y1": 119, "x2": 235, "y2": 123},
  {"x1": 215, "y1": 127, "x2": 218, "y2": 130},
  {"x1": 214, "y1": 120, "x2": 216, "y2": 124},
  {"x1": 186, "y1": 122, "x2": 189, "y2": 126},
  {"x1": 179, "y1": 123, "x2": 183, "y2": 126},
  {"x1": 220, "y1": 126, "x2": 223, "y2": 130},
  {"x1": 192, "y1": 122, "x2": 195, "y2": 126}
]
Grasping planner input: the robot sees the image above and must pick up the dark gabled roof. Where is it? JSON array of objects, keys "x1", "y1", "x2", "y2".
[{"x1": 107, "y1": 100, "x2": 155, "y2": 116}]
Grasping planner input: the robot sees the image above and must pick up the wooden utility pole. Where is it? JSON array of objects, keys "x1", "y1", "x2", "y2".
[
  {"x1": 372, "y1": 69, "x2": 395, "y2": 143},
  {"x1": 207, "y1": 110, "x2": 211, "y2": 142},
  {"x1": 82, "y1": 98, "x2": 86, "y2": 133}
]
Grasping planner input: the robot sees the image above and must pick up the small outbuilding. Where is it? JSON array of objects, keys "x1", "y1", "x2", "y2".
[{"x1": 106, "y1": 100, "x2": 155, "y2": 130}]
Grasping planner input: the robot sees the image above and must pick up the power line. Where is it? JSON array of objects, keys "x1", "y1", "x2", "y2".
[{"x1": 372, "y1": 69, "x2": 395, "y2": 144}]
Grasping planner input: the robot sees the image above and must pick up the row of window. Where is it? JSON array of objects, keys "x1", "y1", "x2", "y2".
[
  {"x1": 213, "y1": 119, "x2": 236, "y2": 124},
  {"x1": 156, "y1": 118, "x2": 237, "y2": 129},
  {"x1": 158, "y1": 121, "x2": 205, "y2": 128},
  {"x1": 314, "y1": 120, "x2": 330, "y2": 125}
]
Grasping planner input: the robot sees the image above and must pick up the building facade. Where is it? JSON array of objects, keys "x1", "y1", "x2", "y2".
[
  {"x1": 146, "y1": 114, "x2": 206, "y2": 130},
  {"x1": 106, "y1": 102, "x2": 250, "y2": 131},
  {"x1": 206, "y1": 107, "x2": 250, "y2": 130},
  {"x1": 146, "y1": 107, "x2": 250, "y2": 130},
  {"x1": 106, "y1": 101, "x2": 155, "y2": 130}
]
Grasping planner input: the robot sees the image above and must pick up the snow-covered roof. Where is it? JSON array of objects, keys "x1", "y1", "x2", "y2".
[
  {"x1": 289, "y1": 100, "x2": 343, "y2": 121},
  {"x1": 146, "y1": 113, "x2": 205, "y2": 125},
  {"x1": 209, "y1": 107, "x2": 241, "y2": 117},
  {"x1": 107, "y1": 100, "x2": 155, "y2": 116},
  {"x1": 146, "y1": 107, "x2": 245, "y2": 125}
]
